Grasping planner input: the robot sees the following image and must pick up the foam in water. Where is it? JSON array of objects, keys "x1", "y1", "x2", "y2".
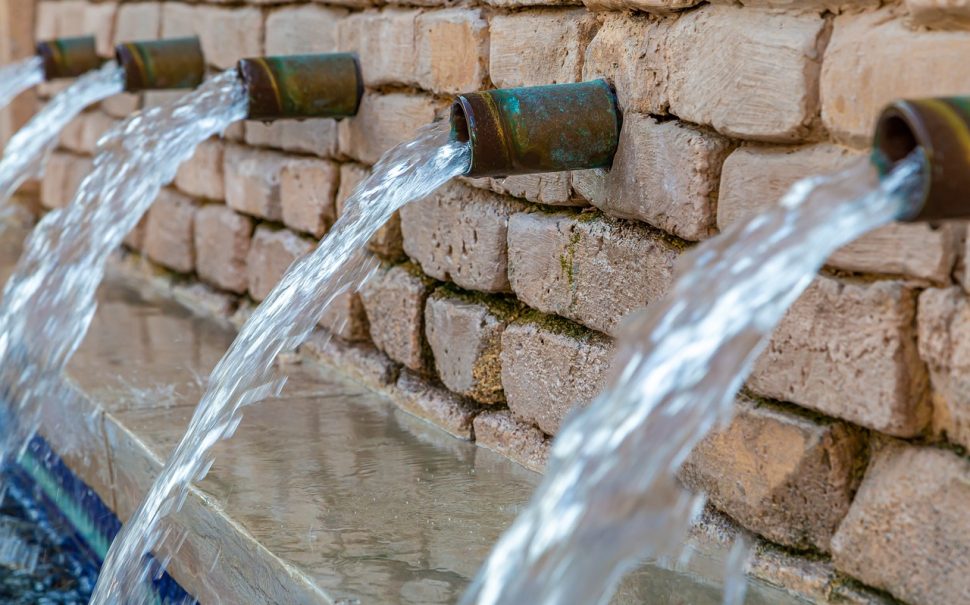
[
  {"x1": 91, "y1": 120, "x2": 470, "y2": 603},
  {"x1": 461, "y1": 152, "x2": 926, "y2": 605},
  {"x1": 0, "y1": 57, "x2": 44, "y2": 115},
  {"x1": 0, "y1": 62, "x2": 124, "y2": 206}
]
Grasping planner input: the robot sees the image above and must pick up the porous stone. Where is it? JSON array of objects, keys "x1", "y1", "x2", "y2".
[
  {"x1": 279, "y1": 158, "x2": 339, "y2": 238},
  {"x1": 487, "y1": 173, "x2": 583, "y2": 207},
  {"x1": 500, "y1": 318, "x2": 614, "y2": 435},
  {"x1": 224, "y1": 145, "x2": 288, "y2": 221},
  {"x1": 161, "y1": 4, "x2": 263, "y2": 70},
  {"x1": 246, "y1": 226, "x2": 314, "y2": 302},
  {"x1": 666, "y1": 5, "x2": 828, "y2": 142},
  {"x1": 415, "y1": 9, "x2": 489, "y2": 95},
  {"x1": 917, "y1": 287, "x2": 970, "y2": 450},
  {"x1": 175, "y1": 139, "x2": 226, "y2": 201},
  {"x1": 507, "y1": 211, "x2": 680, "y2": 336},
  {"x1": 473, "y1": 409, "x2": 550, "y2": 473},
  {"x1": 681, "y1": 398, "x2": 866, "y2": 553},
  {"x1": 143, "y1": 189, "x2": 198, "y2": 274},
  {"x1": 391, "y1": 370, "x2": 480, "y2": 440},
  {"x1": 318, "y1": 291, "x2": 371, "y2": 343},
  {"x1": 194, "y1": 204, "x2": 254, "y2": 295},
  {"x1": 338, "y1": 9, "x2": 420, "y2": 87},
  {"x1": 573, "y1": 114, "x2": 733, "y2": 241},
  {"x1": 337, "y1": 164, "x2": 405, "y2": 261},
  {"x1": 243, "y1": 120, "x2": 339, "y2": 159},
  {"x1": 358, "y1": 263, "x2": 434, "y2": 374},
  {"x1": 489, "y1": 10, "x2": 598, "y2": 88},
  {"x1": 906, "y1": 0, "x2": 970, "y2": 29},
  {"x1": 424, "y1": 290, "x2": 512, "y2": 404},
  {"x1": 584, "y1": 0, "x2": 700, "y2": 12},
  {"x1": 831, "y1": 442, "x2": 970, "y2": 605},
  {"x1": 749, "y1": 275, "x2": 930, "y2": 437},
  {"x1": 265, "y1": 5, "x2": 345, "y2": 55},
  {"x1": 41, "y1": 152, "x2": 91, "y2": 210},
  {"x1": 400, "y1": 182, "x2": 527, "y2": 293},
  {"x1": 337, "y1": 92, "x2": 440, "y2": 165}
]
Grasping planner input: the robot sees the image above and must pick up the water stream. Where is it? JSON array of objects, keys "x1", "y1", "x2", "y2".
[
  {"x1": 0, "y1": 62, "x2": 124, "y2": 206},
  {"x1": 460, "y1": 151, "x2": 926, "y2": 605},
  {"x1": 0, "y1": 57, "x2": 44, "y2": 115},
  {"x1": 91, "y1": 120, "x2": 471, "y2": 603}
]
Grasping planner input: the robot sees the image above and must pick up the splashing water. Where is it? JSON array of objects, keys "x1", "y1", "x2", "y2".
[
  {"x1": 91, "y1": 120, "x2": 470, "y2": 603},
  {"x1": 0, "y1": 57, "x2": 44, "y2": 115},
  {"x1": 0, "y1": 62, "x2": 124, "y2": 206},
  {"x1": 461, "y1": 151, "x2": 926, "y2": 605}
]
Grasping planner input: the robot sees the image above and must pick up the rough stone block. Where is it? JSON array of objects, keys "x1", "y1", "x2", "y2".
[
  {"x1": 318, "y1": 291, "x2": 370, "y2": 343},
  {"x1": 473, "y1": 409, "x2": 550, "y2": 473},
  {"x1": 246, "y1": 227, "x2": 314, "y2": 302},
  {"x1": 489, "y1": 10, "x2": 598, "y2": 88},
  {"x1": 37, "y1": 1, "x2": 117, "y2": 57},
  {"x1": 392, "y1": 370, "x2": 479, "y2": 440},
  {"x1": 175, "y1": 139, "x2": 225, "y2": 201},
  {"x1": 337, "y1": 163, "x2": 406, "y2": 260},
  {"x1": 143, "y1": 189, "x2": 198, "y2": 274},
  {"x1": 338, "y1": 9, "x2": 420, "y2": 87},
  {"x1": 681, "y1": 398, "x2": 866, "y2": 553},
  {"x1": 161, "y1": 4, "x2": 263, "y2": 70},
  {"x1": 501, "y1": 318, "x2": 614, "y2": 435},
  {"x1": 41, "y1": 152, "x2": 90, "y2": 209},
  {"x1": 301, "y1": 330, "x2": 400, "y2": 393},
  {"x1": 415, "y1": 9, "x2": 488, "y2": 95},
  {"x1": 400, "y1": 182, "x2": 526, "y2": 293},
  {"x1": 243, "y1": 120, "x2": 339, "y2": 159},
  {"x1": 508, "y1": 211, "x2": 680, "y2": 336},
  {"x1": 666, "y1": 5, "x2": 827, "y2": 142},
  {"x1": 584, "y1": 0, "x2": 699, "y2": 11},
  {"x1": 279, "y1": 158, "x2": 339, "y2": 238},
  {"x1": 265, "y1": 5, "x2": 346, "y2": 55},
  {"x1": 822, "y1": 9, "x2": 970, "y2": 146},
  {"x1": 906, "y1": 0, "x2": 970, "y2": 29},
  {"x1": 337, "y1": 92, "x2": 440, "y2": 165},
  {"x1": 79, "y1": 111, "x2": 118, "y2": 154},
  {"x1": 359, "y1": 263, "x2": 434, "y2": 374},
  {"x1": 750, "y1": 276, "x2": 930, "y2": 437},
  {"x1": 486, "y1": 173, "x2": 583, "y2": 207},
  {"x1": 194, "y1": 204, "x2": 254, "y2": 295},
  {"x1": 113, "y1": 2, "x2": 161, "y2": 46},
  {"x1": 101, "y1": 94, "x2": 140, "y2": 120},
  {"x1": 831, "y1": 443, "x2": 970, "y2": 605},
  {"x1": 573, "y1": 114, "x2": 732, "y2": 241},
  {"x1": 224, "y1": 145, "x2": 287, "y2": 221}
]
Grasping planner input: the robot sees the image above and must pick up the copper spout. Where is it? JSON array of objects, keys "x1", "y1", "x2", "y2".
[
  {"x1": 115, "y1": 37, "x2": 206, "y2": 92},
  {"x1": 237, "y1": 54, "x2": 362, "y2": 121},
  {"x1": 35, "y1": 36, "x2": 102, "y2": 81}
]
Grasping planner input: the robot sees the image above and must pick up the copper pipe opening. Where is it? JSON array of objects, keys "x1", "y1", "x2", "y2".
[
  {"x1": 237, "y1": 54, "x2": 363, "y2": 121},
  {"x1": 114, "y1": 37, "x2": 206, "y2": 93},
  {"x1": 35, "y1": 36, "x2": 102, "y2": 81}
]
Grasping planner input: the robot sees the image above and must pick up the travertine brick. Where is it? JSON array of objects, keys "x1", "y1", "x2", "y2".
[
  {"x1": 582, "y1": 13, "x2": 668, "y2": 114},
  {"x1": 113, "y1": 2, "x2": 161, "y2": 45},
  {"x1": 681, "y1": 398, "x2": 866, "y2": 553},
  {"x1": 124, "y1": 214, "x2": 148, "y2": 252},
  {"x1": 906, "y1": 0, "x2": 970, "y2": 29},
  {"x1": 832, "y1": 443, "x2": 970, "y2": 605},
  {"x1": 415, "y1": 9, "x2": 489, "y2": 95},
  {"x1": 917, "y1": 287, "x2": 970, "y2": 450},
  {"x1": 500, "y1": 318, "x2": 614, "y2": 435},
  {"x1": 224, "y1": 145, "x2": 287, "y2": 221},
  {"x1": 400, "y1": 182, "x2": 527, "y2": 293},
  {"x1": 489, "y1": 10, "x2": 598, "y2": 88},
  {"x1": 717, "y1": 144, "x2": 962, "y2": 284},
  {"x1": 425, "y1": 290, "x2": 510, "y2": 404},
  {"x1": 175, "y1": 139, "x2": 225, "y2": 201},
  {"x1": 391, "y1": 370, "x2": 479, "y2": 441},
  {"x1": 194, "y1": 204, "x2": 253, "y2": 294},
  {"x1": 37, "y1": 0, "x2": 117, "y2": 57},
  {"x1": 244, "y1": 120, "x2": 339, "y2": 159},
  {"x1": 79, "y1": 111, "x2": 117, "y2": 154},
  {"x1": 750, "y1": 276, "x2": 930, "y2": 437},
  {"x1": 709, "y1": 0, "x2": 879, "y2": 9},
  {"x1": 338, "y1": 9, "x2": 420, "y2": 87},
  {"x1": 161, "y1": 4, "x2": 263, "y2": 70},
  {"x1": 143, "y1": 189, "x2": 197, "y2": 274},
  {"x1": 101, "y1": 94, "x2": 140, "y2": 120},
  {"x1": 573, "y1": 114, "x2": 732, "y2": 241},
  {"x1": 246, "y1": 226, "x2": 314, "y2": 302},
  {"x1": 41, "y1": 151, "x2": 90, "y2": 209},
  {"x1": 822, "y1": 9, "x2": 970, "y2": 146},
  {"x1": 318, "y1": 291, "x2": 370, "y2": 343},
  {"x1": 265, "y1": 5, "x2": 345, "y2": 55},
  {"x1": 473, "y1": 409, "x2": 550, "y2": 473},
  {"x1": 486, "y1": 173, "x2": 582, "y2": 207},
  {"x1": 666, "y1": 5, "x2": 827, "y2": 142},
  {"x1": 279, "y1": 158, "x2": 338, "y2": 238},
  {"x1": 507, "y1": 211, "x2": 680, "y2": 336},
  {"x1": 337, "y1": 93, "x2": 440, "y2": 165},
  {"x1": 584, "y1": 0, "x2": 699, "y2": 11},
  {"x1": 359, "y1": 263, "x2": 434, "y2": 374}
]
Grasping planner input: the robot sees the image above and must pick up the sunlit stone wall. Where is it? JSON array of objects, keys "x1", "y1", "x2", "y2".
[{"x1": 17, "y1": 1, "x2": 970, "y2": 603}]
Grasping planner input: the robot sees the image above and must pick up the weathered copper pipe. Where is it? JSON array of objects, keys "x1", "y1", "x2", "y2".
[
  {"x1": 114, "y1": 37, "x2": 205, "y2": 92},
  {"x1": 873, "y1": 97, "x2": 970, "y2": 221},
  {"x1": 237, "y1": 54, "x2": 362, "y2": 121},
  {"x1": 450, "y1": 80, "x2": 620, "y2": 178},
  {"x1": 35, "y1": 36, "x2": 102, "y2": 81}
]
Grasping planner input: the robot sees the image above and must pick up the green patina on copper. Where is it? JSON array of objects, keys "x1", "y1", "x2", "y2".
[
  {"x1": 873, "y1": 96, "x2": 970, "y2": 221},
  {"x1": 35, "y1": 36, "x2": 101, "y2": 81},
  {"x1": 238, "y1": 54, "x2": 362, "y2": 121},
  {"x1": 115, "y1": 37, "x2": 205, "y2": 92},
  {"x1": 450, "y1": 80, "x2": 620, "y2": 178}
]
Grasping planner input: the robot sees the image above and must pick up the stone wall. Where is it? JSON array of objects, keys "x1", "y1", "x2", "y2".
[{"x1": 17, "y1": 1, "x2": 970, "y2": 604}]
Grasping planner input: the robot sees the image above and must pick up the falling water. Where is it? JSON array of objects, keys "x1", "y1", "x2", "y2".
[
  {"x1": 0, "y1": 61, "x2": 125, "y2": 206},
  {"x1": 91, "y1": 120, "x2": 470, "y2": 603},
  {"x1": 0, "y1": 57, "x2": 44, "y2": 115},
  {"x1": 461, "y1": 151, "x2": 927, "y2": 605}
]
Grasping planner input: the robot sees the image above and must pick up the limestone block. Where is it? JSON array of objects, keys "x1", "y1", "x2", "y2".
[
  {"x1": 400, "y1": 182, "x2": 526, "y2": 293},
  {"x1": 194, "y1": 204, "x2": 254, "y2": 294},
  {"x1": 279, "y1": 157, "x2": 339, "y2": 238},
  {"x1": 681, "y1": 398, "x2": 866, "y2": 552},
  {"x1": 415, "y1": 9, "x2": 489, "y2": 95},
  {"x1": 666, "y1": 5, "x2": 828, "y2": 142},
  {"x1": 359, "y1": 263, "x2": 435, "y2": 373},
  {"x1": 143, "y1": 189, "x2": 198, "y2": 274},
  {"x1": 831, "y1": 443, "x2": 970, "y2": 605},
  {"x1": 337, "y1": 92, "x2": 440, "y2": 165},
  {"x1": 507, "y1": 211, "x2": 680, "y2": 335},
  {"x1": 175, "y1": 139, "x2": 226, "y2": 201},
  {"x1": 500, "y1": 318, "x2": 614, "y2": 435},
  {"x1": 489, "y1": 10, "x2": 598, "y2": 88},
  {"x1": 917, "y1": 287, "x2": 970, "y2": 450},
  {"x1": 224, "y1": 145, "x2": 287, "y2": 221},
  {"x1": 245, "y1": 226, "x2": 314, "y2": 302},
  {"x1": 573, "y1": 114, "x2": 732, "y2": 241},
  {"x1": 750, "y1": 275, "x2": 930, "y2": 437}
]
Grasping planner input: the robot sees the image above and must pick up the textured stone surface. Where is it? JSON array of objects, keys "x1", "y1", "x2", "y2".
[
  {"x1": 391, "y1": 370, "x2": 480, "y2": 440},
  {"x1": 507, "y1": 211, "x2": 680, "y2": 335},
  {"x1": 175, "y1": 139, "x2": 225, "y2": 201},
  {"x1": 337, "y1": 92, "x2": 439, "y2": 165},
  {"x1": 489, "y1": 10, "x2": 598, "y2": 88},
  {"x1": 265, "y1": 5, "x2": 345, "y2": 55},
  {"x1": 415, "y1": 9, "x2": 489, "y2": 95},
  {"x1": 917, "y1": 287, "x2": 970, "y2": 450},
  {"x1": 41, "y1": 152, "x2": 91, "y2": 209},
  {"x1": 224, "y1": 145, "x2": 287, "y2": 222},
  {"x1": 584, "y1": 0, "x2": 700, "y2": 13},
  {"x1": 113, "y1": 2, "x2": 161, "y2": 45},
  {"x1": 359, "y1": 264, "x2": 434, "y2": 374},
  {"x1": 302, "y1": 331, "x2": 400, "y2": 392},
  {"x1": 400, "y1": 182, "x2": 526, "y2": 293},
  {"x1": 244, "y1": 120, "x2": 339, "y2": 158},
  {"x1": 681, "y1": 398, "x2": 866, "y2": 552},
  {"x1": 485, "y1": 173, "x2": 583, "y2": 207},
  {"x1": 161, "y1": 4, "x2": 263, "y2": 70},
  {"x1": 194, "y1": 205, "x2": 254, "y2": 295},
  {"x1": 750, "y1": 276, "x2": 930, "y2": 437},
  {"x1": 338, "y1": 9, "x2": 420, "y2": 87},
  {"x1": 245, "y1": 227, "x2": 314, "y2": 302},
  {"x1": 337, "y1": 163, "x2": 405, "y2": 260},
  {"x1": 279, "y1": 157, "x2": 338, "y2": 238},
  {"x1": 424, "y1": 291, "x2": 510, "y2": 404},
  {"x1": 573, "y1": 114, "x2": 733, "y2": 241},
  {"x1": 832, "y1": 443, "x2": 970, "y2": 605},
  {"x1": 143, "y1": 189, "x2": 197, "y2": 274},
  {"x1": 473, "y1": 409, "x2": 549, "y2": 473},
  {"x1": 906, "y1": 0, "x2": 970, "y2": 29},
  {"x1": 318, "y1": 290, "x2": 371, "y2": 343},
  {"x1": 501, "y1": 319, "x2": 614, "y2": 435}
]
